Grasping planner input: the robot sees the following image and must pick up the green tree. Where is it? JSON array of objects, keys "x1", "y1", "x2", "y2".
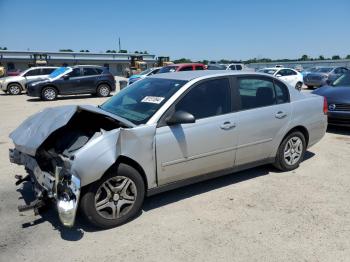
[
  {"x1": 318, "y1": 55, "x2": 325, "y2": 60},
  {"x1": 300, "y1": 54, "x2": 309, "y2": 61},
  {"x1": 332, "y1": 55, "x2": 341, "y2": 60},
  {"x1": 346, "y1": 54, "x2": 350, "y2": 59},
  {"x1": 173, "y1": 58, "x2": 192, "y2": 64},
  {"x1": 59, "y1": 49, "x2": 73, "y2": 52},
  {"x1": 144, "y1": 50, "x2": 148, "y2": 54}
]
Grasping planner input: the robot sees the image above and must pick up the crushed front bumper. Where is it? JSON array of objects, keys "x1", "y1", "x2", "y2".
[{"x1": 10, "y1": 148, "x2": 81, "y2": 227}]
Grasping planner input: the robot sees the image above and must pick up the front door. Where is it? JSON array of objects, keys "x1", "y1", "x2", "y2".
[
  {"x1": 59, "y1": 68, "x2": 84, "y2": 94},
  {"x1": 156, "y1": 78, "x2": 238, "y2": 185},
  {"x1": 233, "y1": 76, "x2": 292, "y2": 166}
]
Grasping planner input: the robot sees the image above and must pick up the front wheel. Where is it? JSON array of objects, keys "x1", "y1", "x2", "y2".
[
  {"x1": 7, "y1": 83, "x2": 22, "y2": 95},
  {"x1": 41, "y1": 86, "x2": 57, "y2": 101},
  {"x1": 273, "y1": 131, "x2": 306, "y2": 171},
  {"x1": 80, "y1": 163, "x2": 145, "y2": 228}
]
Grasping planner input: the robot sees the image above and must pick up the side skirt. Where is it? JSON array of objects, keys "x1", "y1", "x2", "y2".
[{"x1": 147, "y1": 158, "x2": 275, "y2": 197}]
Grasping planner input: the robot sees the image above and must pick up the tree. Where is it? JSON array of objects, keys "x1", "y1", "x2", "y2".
[
  {"x1": 332, "y1": 55, "x2": 341, "y2": 60},
  {"x1": 300, "y1": 54, "x2": 309, "y2": 61},
  {"x1": 346, "y1": 55, "x2": 350, "y2": 59},
  {"x1": 0, "y1": 47, "x2": 8, "y2": 50},
  {"x1": 134, "y1": 51, "x2": 139, "y2": 54},
  {"x1": 59, "y1": 49, "x2": 73, "y2": 52},
  {"x1": 318, "y1": 55, "x2": 325, "y2": 60},
  {"x1": 118, "y1": 49, "x2": 128, "y2": 53},
  {"x1": 173, "y1": 58, "x2": 192, "y2": 64},
  {"x1": 144, "y1": 51, "x2": 148, "y2": 54}
]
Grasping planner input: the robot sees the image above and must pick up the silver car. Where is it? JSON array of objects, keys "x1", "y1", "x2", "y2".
[
  {"x1": 9, "y1": 71, "x2": 327, "y2": 228},
  {"x1": 0, "y1": 66, "x2": 57, "y2": 95}
]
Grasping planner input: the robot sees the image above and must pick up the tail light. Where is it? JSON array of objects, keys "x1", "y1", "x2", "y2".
[{"x1": 323, "y1": 97, "x2": 328, "y2": 115}]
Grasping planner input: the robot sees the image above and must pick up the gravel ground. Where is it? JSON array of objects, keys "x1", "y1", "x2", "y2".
[{"x1": 0, "y1": 90, "x2": 349, "y2": 262}]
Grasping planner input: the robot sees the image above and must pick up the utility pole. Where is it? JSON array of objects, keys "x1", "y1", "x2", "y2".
[{"x1": 118, "y1": 37, "x2": 121, "y2": 52}]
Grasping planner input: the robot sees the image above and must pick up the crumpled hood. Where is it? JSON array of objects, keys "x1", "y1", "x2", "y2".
[{"x1": 10, "y1": 105, "x2": 135, "y2": 156}]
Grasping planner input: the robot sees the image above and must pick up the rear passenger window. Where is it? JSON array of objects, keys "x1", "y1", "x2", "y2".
[
  {"x1": 274, "y1": 81, "x2": 289, "y2": 104},
  {"x1": 195, "y1": 66, "x2": 204, "y2": 70},
  {"x1": 179, "y1": 66, "x2": 193, "y2": 71},
  {"x1": 42, "y1": 68, "x2": 55, "y2": 75},
  {"x1": 83, "y1": 68, "x2": 98, "y2": 76},
  {"x1": 236, "y1": 65, "x2": 242, "y2": 70},
  {"x1": 175, "y1": 78, "x2": 231, "y2": 119},
  {"x1": 238, "y1": 78, "x2": 276, "y2": 110}
]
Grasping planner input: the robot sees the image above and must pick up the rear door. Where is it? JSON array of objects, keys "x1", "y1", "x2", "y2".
[
  {"x1": 81, "y1": 67, "x2": 100, "y2": 92},
  {"x1": 155, "y1": 77, "x2": 238, "y2": 185},
  {"x1": 233, "y1": 76, "x2": 291, "y2": 166},
  {"x1": 23, "y1": 68, "x2": 42, "y2": 81}
]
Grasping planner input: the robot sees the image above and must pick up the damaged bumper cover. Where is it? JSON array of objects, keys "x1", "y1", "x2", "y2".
[{"x1": 10, "y1": 148, "x2": 81, "y2": 227}]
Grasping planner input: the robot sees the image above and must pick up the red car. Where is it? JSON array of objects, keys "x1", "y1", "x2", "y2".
[
  {"x1": 158, "y1": 63, "x2": 206, "y2": 73},
  {"x1": 7, "y1": 69, "x2": 21, "y2": 76}
]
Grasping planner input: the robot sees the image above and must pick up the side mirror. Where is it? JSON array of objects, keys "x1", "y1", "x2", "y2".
[
  {"x1": 62, "y1": 75, "x2": 70, "y2": 80},
  {"x1": 166, "y1": 110, "x2": 195, "y2": 126},
  {"x1": 276, "y1": 74, "x2": 282, "y2": 77}
]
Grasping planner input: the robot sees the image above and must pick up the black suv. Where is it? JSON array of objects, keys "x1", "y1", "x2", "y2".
[{"x1": 27, "y1": 65, "x2": 116, "y2": 100}]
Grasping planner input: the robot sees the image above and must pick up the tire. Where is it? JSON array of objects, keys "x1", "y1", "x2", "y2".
[
  {"x1": 306, "y1": 85, "x2": 313, "y2": 89},
  {"x1": 7, "y1": 83, "x2": 22, "y2": 95},
  {"x1": 80, "y1": 163, "x2": 145, "y2": 229},
  {"x1": 41, "y1": 86, "x2": 57, "y2": 101},
  {"x1": 96, "y1": 84, "x2": 111, "y2": 97},
  {"x1": 273, "y1": 131, "x2": 306, "y2": 171},
  {"x1": 295, "y1": 82, "x2": 302, "y2": 91}
]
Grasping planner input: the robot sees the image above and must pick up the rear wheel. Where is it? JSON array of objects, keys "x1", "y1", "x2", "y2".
[
  {"x1": 80, "y1": 163, "x2": 145, "y2": 228},
  {"x1": 274, "y1": 131, "x2": 306, "y2": 171},
  {"x1": 295, "y1": 82, "x2": 303, "y2": 91},
  {"x1": 96, "y1": 84, "x2": 111, "y2": 97},
  {"x1": 7, "y1": 83, "x2": 22, "y2": 95},
  {"x1": 306, "y1": 85, "x2": 313, "y2": 89},
  {"x1": 41, "y1": 86, "x2": 57, "y2": 101}
]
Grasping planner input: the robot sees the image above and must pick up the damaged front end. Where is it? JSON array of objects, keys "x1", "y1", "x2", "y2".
[{"x1": 9, "y1": 105, "x2": 133, "y2": 227}]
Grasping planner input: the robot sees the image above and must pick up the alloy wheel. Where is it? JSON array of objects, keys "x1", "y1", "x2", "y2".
[
  {"x1": 99, "y1": 85, "x2": 110, "y2": 97},
  {"x1": 9, "y1": 85, "x2": 21, "y2": 95},
  {"x1": 43, "y1": 88, "x2": 56, "y2": 100},
  {"x1": 284, "y1": 136, "x2": 303, "y2": 165},
  {"x1": 94, "y1": 176, "x2": 137, "y2": 220}
]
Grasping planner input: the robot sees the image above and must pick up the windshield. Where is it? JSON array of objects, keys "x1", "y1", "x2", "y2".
[
  {"x1": 100, "y1": 78, "x2": 187, "y2": 125},
  {"x1": 158, "y1": 66, "x2": 178, "y2": 73},
  {"x1": 259, "y1": 69, "x2": 277, "y2": 75},
  {"x1": 139, "y1": 68, "x2": 152, "y2": 75},
  {"x1": 315, "y1": 67, "x2": 333, "y2": 73},
  {"x1": 49, "y1": 67, "x2": 71, "y2": 79},
  {"x1": 332, "y1": 73, "x2": 350, "y2": 87}
]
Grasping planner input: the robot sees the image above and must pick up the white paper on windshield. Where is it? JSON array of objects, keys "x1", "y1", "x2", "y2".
[{"x1": 141, "y1": 96, "x2": 165, "y2": 104}]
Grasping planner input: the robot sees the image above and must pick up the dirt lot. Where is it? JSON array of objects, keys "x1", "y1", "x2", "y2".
[{"x1": 0, "y1": 91, "x2": 349, "y2": 262}]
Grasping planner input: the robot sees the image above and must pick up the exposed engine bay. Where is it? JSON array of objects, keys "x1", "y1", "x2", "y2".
[{"x1": 10, "y1": 106, "x2": 127, "y2": 227}]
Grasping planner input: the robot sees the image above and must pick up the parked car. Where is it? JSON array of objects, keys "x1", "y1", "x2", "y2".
[
  {"x1": 128, "y1": 67, "x2": 161, "y2": 85},
  {"x1": 301, "y1": 67, "x2": 319, "y2": 77},
  {"x1": 9, "y1": 70, "x2": 327, "y2": 228},
  {"x1": 207, "y1": 63, "x2": 247, "y2": 71},
  {"x1": 226, "y1": 63, "x2": 245, "y2": 70},
  {"x1": 207, "y1": 64, "x2": 227, "y2": 70},
  {"x1": 157, "y1": 63, "x2": 206, "y2": 73},
  {"x1": 27, "y1": 65, "x2": 116, "y2": 100},
  {"x1": 0, "y1": 66, "x2": 57, "y2": 95},
  {"x1": 303, "y1": 66, "x2": 349, "y2": 89},
  {"x1": 312, "y1": 72, "x2": 350, "y2": 126},
  {"x1": 258, "y1": 67, "x2": 304, "y2": 90},
  {"x1": 6, "y1": 69, "x2": 22, "y2": 76}
]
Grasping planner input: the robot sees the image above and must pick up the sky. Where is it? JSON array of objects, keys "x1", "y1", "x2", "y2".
[{"x1": 0, "y1": 0, "x2": 349, "y2": 61}]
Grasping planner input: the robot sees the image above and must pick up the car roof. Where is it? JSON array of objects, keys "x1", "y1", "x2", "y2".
[
  {"x1": 72, "y1": 65, "x2": 104, "y2": 68},
  {"x1": 148, "y1": 70, "x2": 269, "y2": 81},
  {"x1": 29, "y1": 66, "x2": 57, "y2": 69},
  {"x1": 164, "y1": 63, "x2": 204, "y2": 67}
]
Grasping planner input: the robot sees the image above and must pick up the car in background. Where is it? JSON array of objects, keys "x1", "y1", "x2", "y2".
[
  {"x1": 312, "y1": 71, "x2": 350, "y2": 126},
  {"x1": 303, "y1": 66, "x2": 348, "y2": 89},
  {"x1": 301, "y1": 67, "x2": 319, "y2": 77},
  {"x1": 128, "y1": 67, "x2": 161, "y2": 85},
  {"x1": 6, "y1": 69, "x2": 22, "y2": 76},
  {"x1": 27, "y1": 65, "x2": 116, "y2": 100},
  {"x1": 226, "y1": 63, "x2": 245, "y2": 70},
  {"x1": 207, "y1": 64, "x2": 227, "y2": 70},
  {"x1": 158, "y1": 63, "x2": 206, "y2": 73},
  {"x1": 0, "y1": 66, "x2": 57, "y2": 95},
  {"x1": 258, "y1": 67, "x2": 304, "y2": 90},
  {"x1": 9, "y1": 70, "x2": 327, "y2": 228}
]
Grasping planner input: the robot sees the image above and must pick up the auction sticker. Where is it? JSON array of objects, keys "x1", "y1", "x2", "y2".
[{"x1": 141, "y1": 96, "x2": 165, "y2": 104}]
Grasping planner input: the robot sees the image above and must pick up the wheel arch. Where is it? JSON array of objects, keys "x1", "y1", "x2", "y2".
[
  {"x1": 42, "y1": 84, "x2": 60, "y2": 94},
  {"x1": 284, "y1": 125, "x2": 309, "y2": 147},
  {"x1": 7, "y1": 81, "x2": 24, "y2": 91}
]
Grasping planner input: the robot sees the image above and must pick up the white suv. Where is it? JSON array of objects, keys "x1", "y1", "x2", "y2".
[{"x1": 0, "y1": 66, "x2": 57, "y2": 95}]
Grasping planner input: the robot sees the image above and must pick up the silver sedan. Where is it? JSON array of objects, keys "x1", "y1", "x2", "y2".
[{"x1": 9, "y1": 70, "x2": 327, "y2": 228}]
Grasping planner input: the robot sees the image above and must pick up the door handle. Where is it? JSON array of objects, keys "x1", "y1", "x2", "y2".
[
  {"x1": 220, "y1": 121, "x2": 236, "y2": 130},
  {"x1": 275, "y1": 111, "x2": 287, "y2": 119}
]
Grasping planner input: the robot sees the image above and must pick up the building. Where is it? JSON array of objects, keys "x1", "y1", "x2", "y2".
[{"x1": 0, "y1": 50, "x2": 157, "y2": 76}]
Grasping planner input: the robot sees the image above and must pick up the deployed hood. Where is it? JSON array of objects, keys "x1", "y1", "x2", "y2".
[
  {"x1": 10, "y1": 105, "x2": 135, "y2": 156},
  {"x1": 313, "y1": 86, "x2": 350, "y2": 101}
]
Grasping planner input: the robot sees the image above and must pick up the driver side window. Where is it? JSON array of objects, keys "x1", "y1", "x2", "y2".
[
  {"x1": 67, "y1": 68, "x2": 81, "y2": 77},
  {"x1": 175, "y1": 78, "x2": 231, "y2": 119}
]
